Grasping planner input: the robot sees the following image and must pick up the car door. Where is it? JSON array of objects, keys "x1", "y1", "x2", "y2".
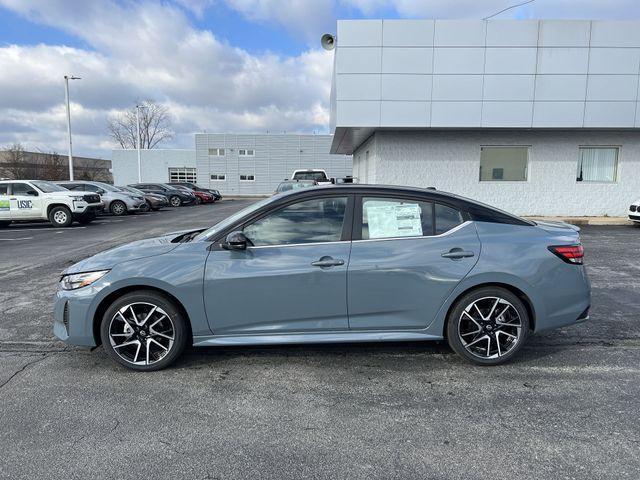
[
  {"x1": 203, "y1": 194, "x2": 353, "y2": 335},
  {"x1": 347, "y1": 195, "x2": 480, "y2": 330},
  {"x1": 9, "y1": 182, "x2": 43, "y2": 220},
  {"x1": 0, "y1": 184, "x2": 10, "y2": 220}
]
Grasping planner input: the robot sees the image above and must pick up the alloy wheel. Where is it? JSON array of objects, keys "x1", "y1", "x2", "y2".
[
  {"x1": 108, "y1": 302, "x2": 175, "y2": 366},
  {"x1": 457, "y1": 296, "x2": 522, "y2": 360},
  {"x1": 170, "y1": 196, "x2": 181, "y2": 207},
  {"x1": 111, "y1": 201, "x2": 125, "y2": 215}
]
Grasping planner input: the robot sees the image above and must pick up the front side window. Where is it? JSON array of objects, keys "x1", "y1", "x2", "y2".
[
  {"x1": 362, "y1": 198, "x2": 433, "y2": 240},
  {"x1": 243, "y1": 197, "x2": 348, "y2": 246},
  {"x1": 479, "y1": 146, "x2": 528, "y2": 182},
  {"x1": 577, "y1": 147, "x2": 618, "y2": 183},
  {"x1": 0, "y1": 184, "x2": 9, "y2": 195}
]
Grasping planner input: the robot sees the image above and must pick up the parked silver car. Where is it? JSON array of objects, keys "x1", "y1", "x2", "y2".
[{"x1": 57, "y1": 181, "x2": 146, "y2": 216}]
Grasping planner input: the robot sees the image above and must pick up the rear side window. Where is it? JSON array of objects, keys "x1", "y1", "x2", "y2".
[
  {"x1": 0, "y1": 184, "x2": 8, "y2": 195},
  {"x1": 361, "y1": 198, "x2": 433, "y2": 240},
  {"x1": 435, "y1": 204, "x2": 463, "y2": 234},
  {"x1": 11, "y1": 183, "x2": 32, "y2": 195}
]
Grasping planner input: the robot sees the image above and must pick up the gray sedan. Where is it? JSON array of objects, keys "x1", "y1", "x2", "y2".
[
  {"x1": 57, "y1": 180, "x2": 146, "y2": 216},
  {"x1": 53, "y1": 185, "x2": 590, "y2": 371}
]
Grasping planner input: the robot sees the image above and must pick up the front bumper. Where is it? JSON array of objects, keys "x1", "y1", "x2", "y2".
[
  {"x1": 629, "y1": 213, "x2": 640, "y2": 222},
  {"x1": 53, "y1": 287, "x2": 99, "y2": 347},
  {"x1": 124, "y1": 199, "x2": 147, "y2": 212}
]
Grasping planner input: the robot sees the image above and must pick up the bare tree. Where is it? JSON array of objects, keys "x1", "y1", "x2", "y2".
[
  {"x1": 40, "y1": 151, "x2": 68, "y2": 180},
  {"x1": 0, "y1": 143, "x2": 36, "y2": 179},
  {"x1": 107, "y1": 100, "x2": 173, "y2": 149}
]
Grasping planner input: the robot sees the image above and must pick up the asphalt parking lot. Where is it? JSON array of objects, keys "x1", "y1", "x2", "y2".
[{"x1": 1, "y1": 203, "x2": 639, "y2": 479}]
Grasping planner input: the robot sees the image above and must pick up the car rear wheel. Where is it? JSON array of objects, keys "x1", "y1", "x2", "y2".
[
  {"x1": 446, "y1": 287, "x2": 529, "y2": 366},
  {"x1": 169, "y1": 195, "x2": 182, "y2": 207},
  {"x1": 49, "y1": 206, "x2": 73, "y2": 228},
  {"x1": 100, "y1": 290, "x2": 188, "y2": 371},
  {"x1": 110, "y1": 200, "x2": 127, "y2": 216}
]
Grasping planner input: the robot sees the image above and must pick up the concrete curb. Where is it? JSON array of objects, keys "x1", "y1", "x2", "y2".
[{"x1": 524, "y1": 216, "x2": 634, "y2": 226}]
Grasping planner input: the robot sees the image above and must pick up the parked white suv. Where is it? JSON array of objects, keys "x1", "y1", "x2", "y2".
[
  {"x1": 0, "y1": 180, "x2": 103, "y2": 228},
  {"x1": 629, "y1": 199, "x2": 640, "y2": 225}
]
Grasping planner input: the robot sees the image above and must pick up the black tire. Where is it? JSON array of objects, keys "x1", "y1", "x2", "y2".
[
  {"x1": 48, "y1": 206, "x2": 73, "y2": 228},
  {"x1": 100, "y1": 290, "x2": 189, "y2": 371},
  {"x1": 0, "y1": 220, "x2": 11, "y2": 227},
  {"x1": 195, "y1": 196, "x2": 202, "y2": 205},
  {"x1": 169, "y1": 195, "x2": 182, "y2": 207},
  {"x1": 446, "y1": 286, "x2": 529, "y2": 366},
  {"x1": 110, "y1": 200, "x2": 127, "y2": 216},
  {"x1": 140, "y1": 201, "x2": 151, "y2": 213}
]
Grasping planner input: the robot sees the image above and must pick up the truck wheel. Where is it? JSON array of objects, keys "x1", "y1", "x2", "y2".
[
  {"x1": 110, "y1": 200, "x2": 127, "y2": 216},
  {"x1": 0, "y1": 221, "x2": 11, "y2": 227},
  {"x1": 49, "y1": 206, "x2": 73, "y2": 228}
]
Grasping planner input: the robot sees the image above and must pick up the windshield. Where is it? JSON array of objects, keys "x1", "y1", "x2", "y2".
[
  {"x1": 293, "y1": 171, "x2": 327, "y2": 181},
  {"x1": 195, "y1": 196, "x2": 274, "y2": 241},
  {"x1": 93, "y1": 182, "x2": 120, "y2": 192},
  {"x1": 31, "y1": 181, "x2": 69, "y2": 193},
  {"x1": 277, "y1": 182, "x2": 313, "y2": 193}
]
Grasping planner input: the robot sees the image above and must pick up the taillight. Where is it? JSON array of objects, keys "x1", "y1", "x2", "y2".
[{"x1": 548, "y1": 244, "x2": 584, "y2": 265}]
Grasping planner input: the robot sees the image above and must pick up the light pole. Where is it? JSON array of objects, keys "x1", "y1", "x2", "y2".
[
  {"x1": 135, "y1": 104, "x2": 147, "y2": 183},
  {"x1": 64, "y1": 75, "x2": 81, "y2": 180}
]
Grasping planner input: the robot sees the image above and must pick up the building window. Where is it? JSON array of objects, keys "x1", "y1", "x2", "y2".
[
  {"x1": 479, "y1": 146, "x2": 528, "y2": 182},
  {"x1": 577, "y1": 147, "x2": 618, "y2": 183},
  {"x1": 239, "y1": 174, "x2": 255, "y2": 181},
  {"x1": 210, "y1": 174, "x2": 226, "y2": 181},
  {"x1": 208, "y1": 148, "x2": 225, "y2": 156},
  {"x1": 238, "y1": 149, "x2": 255, "y2": 156},
  {"x1": 168, "y1": 167, "x2": 197, "y2": 182}
]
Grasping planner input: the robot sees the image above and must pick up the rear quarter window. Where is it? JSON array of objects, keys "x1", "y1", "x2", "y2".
[{"x1": 435, "y1": 204, "x2": 464, "y2": 234}]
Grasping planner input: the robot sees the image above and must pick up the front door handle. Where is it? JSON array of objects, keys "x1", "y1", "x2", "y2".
[
  {"x1": 311, "y1": 256, "x2": 345, "y2": 268},
  {"x1": 441, "y1": 248, "x2": 475, "y2": 260}
]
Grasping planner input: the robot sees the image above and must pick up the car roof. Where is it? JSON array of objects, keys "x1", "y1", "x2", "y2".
[{"x1": 274, "y1": 184, "x2": 533, "y2": 226}]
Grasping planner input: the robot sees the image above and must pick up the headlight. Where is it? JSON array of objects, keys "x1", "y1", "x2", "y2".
[{"x1": 60, "y1": 270, "x2": 110, "y2": 290}]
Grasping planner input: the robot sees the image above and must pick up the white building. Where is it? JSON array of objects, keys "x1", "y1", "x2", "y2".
[
  {"x1": 196, "y1": 133, "x2": 352, "y2": 195},
  {"x1": 111, "y1": 149, "x2": 196, "y2": 186},
  {"x1": 112, "y1": 134, "x2": 352, "y2": 195},
  {"x1": 329, "y1": 19, "x2": 640, "y2": 216}
]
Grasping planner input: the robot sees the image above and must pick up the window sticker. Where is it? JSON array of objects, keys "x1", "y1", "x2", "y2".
[
  {"x1": 365, "y1": 202, "x2": 423, "y2": 239},
  {"x1": 0, "y1": 200, "x2": 9, "y2": 211}
]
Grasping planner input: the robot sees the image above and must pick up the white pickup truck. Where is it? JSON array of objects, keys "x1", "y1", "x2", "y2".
[
  {"x1": 0, "y1": 180, "x2": 103, "y2": 228},
  {"x1": 291, "y1": 169, "x2": 333, "y2": 185}
]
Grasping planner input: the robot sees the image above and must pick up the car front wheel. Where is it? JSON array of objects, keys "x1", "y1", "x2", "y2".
[
  {"x1": 446, "y1": 287, "x2": 529, "y2": 366},
  {"x1": 49, "y1": 206, "x2": 73, "y2": 227},
  {"x1": 100, "y1": 290, "x2": 188, "y2": 371},
  {"x1": 169, "y1": 195, "x2": 182, "y2": 207},
  {"x1": 110, "y1": 200, "x2": 127, "y2": 216}
]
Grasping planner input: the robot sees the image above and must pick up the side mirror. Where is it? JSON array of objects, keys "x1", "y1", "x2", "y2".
[
  {"x1": 26, "y1": 190, "x2": 38, "y2": 196},
  {"x1": 97, "y1": 188, "x2": 106, "y2": 195},
  {"x1": 223, "y1": 231, "x2": 248, "y2": 250}
]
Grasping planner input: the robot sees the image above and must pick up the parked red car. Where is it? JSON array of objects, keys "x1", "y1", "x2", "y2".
[{"x1": 172, "y1": 185, "x2": 214, "y2": 204}]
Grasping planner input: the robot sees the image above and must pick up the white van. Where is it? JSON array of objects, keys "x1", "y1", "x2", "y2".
[{"x1": 0, "y1": 180, "x2": 103, "y2": 228}]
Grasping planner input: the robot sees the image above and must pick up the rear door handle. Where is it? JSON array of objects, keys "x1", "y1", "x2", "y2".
[
  {"x1": 311, "y1": 256, "x2": 345, "y2": 268},
  {"x1": 441, "y1": 248, "x2": 475, "y2": 260}
]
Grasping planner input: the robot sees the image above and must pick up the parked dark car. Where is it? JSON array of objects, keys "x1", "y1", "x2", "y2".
[
  {"x1": 118, "y1": 186, "x2": 168, "y2": 211},
  {"x1": 128, "y1": 183, "x2": 195, "y2": 207},
  {"x1": 168, "y1": 182, "x2": 222, "y2": 201},
  {"x1": 171, "y1": 185, "x2": 215, "y2": 204}
]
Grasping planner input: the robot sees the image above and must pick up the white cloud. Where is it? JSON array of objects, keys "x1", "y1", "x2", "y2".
[{"x1": 0, "y1": 0, "x2": 334, "y2": 157}]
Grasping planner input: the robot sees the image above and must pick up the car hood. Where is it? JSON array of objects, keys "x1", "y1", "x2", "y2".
[{"x1": 62, "y1": 230, "x2": 195, "y2": 274}]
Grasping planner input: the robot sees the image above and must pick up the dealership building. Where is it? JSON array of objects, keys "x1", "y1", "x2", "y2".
[
  {"x1": 329, "y1": 19, "x2": 640, "y2": 216},
  {"x1": 111, "y1": 134, "x2": 352, "y2": 195}
]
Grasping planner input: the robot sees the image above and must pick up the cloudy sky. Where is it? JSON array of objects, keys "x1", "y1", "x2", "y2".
[{"x1": 1, "y1": 0, "x2": 639, "y2": 158}]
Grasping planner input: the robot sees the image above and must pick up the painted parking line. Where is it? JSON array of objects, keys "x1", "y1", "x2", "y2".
[{"x1": 0, "y1": 237, "x2": 34, "y2": 241}]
